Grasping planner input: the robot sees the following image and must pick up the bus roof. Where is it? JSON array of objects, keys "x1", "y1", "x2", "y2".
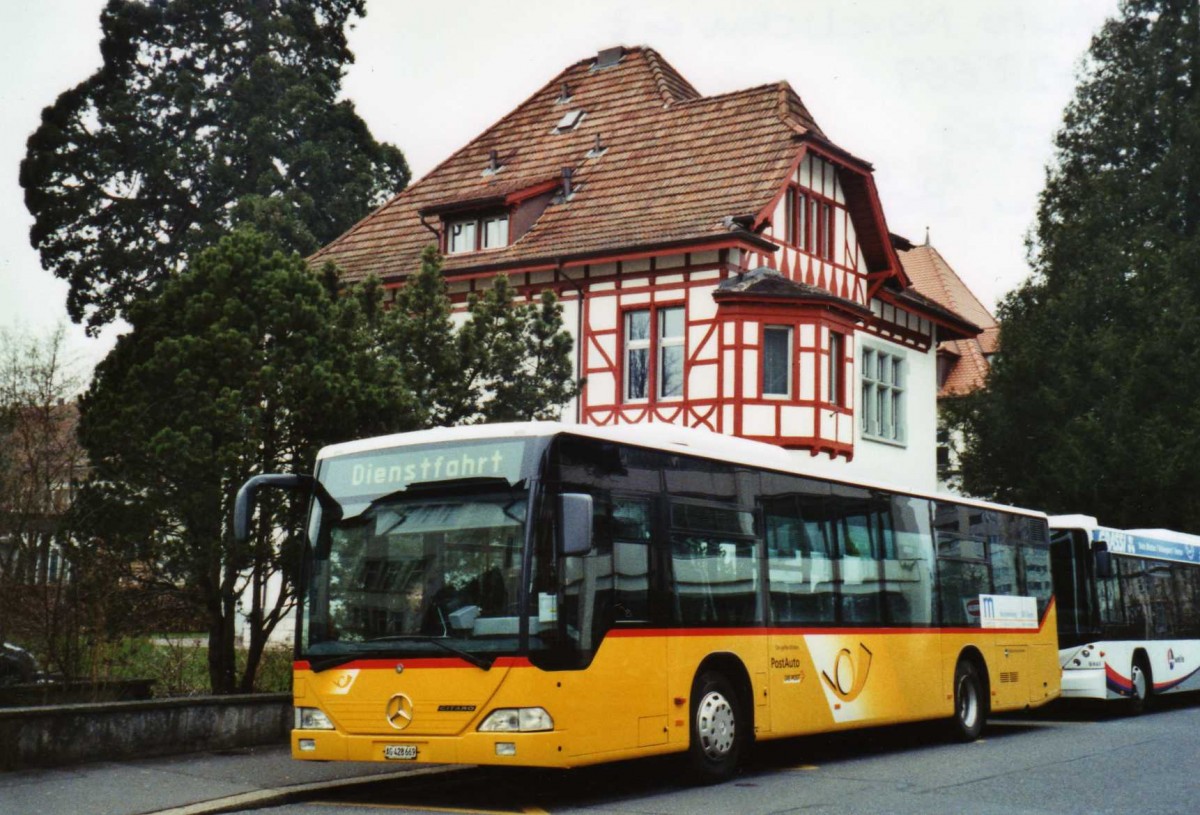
[
  {"x1": 317, "y1": 421, "x2": 1047, "y2": 520},
  {"x1": 1050, "y1": 515, "x2": 1200, "y2": 566}
]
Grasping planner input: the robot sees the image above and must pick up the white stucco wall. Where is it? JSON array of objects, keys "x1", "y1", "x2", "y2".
[{"x1": 790, "y1": 330, "x2": 939, "y2": 493}]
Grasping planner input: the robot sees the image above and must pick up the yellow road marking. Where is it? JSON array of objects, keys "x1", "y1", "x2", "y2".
[
  {"x1": 308, "y1": 801, "x2": 532, "y2": 815},
  {"x1": 794, "y1": 764, "x2": 820, "y2": 771}
]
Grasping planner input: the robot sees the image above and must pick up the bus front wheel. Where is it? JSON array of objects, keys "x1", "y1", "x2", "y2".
[
  {"x1": 686, "y1": 670, "x2": 742, "y2": 784},
  {"x1": 950, "y1": 659, "x2": 987, "y2": 742},
  {"x1": 1128, "y1": 657, "x2": 1151, "y2": 715}
]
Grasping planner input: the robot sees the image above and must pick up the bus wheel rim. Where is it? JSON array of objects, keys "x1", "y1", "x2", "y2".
[
  {"x1": 1132, "y1": 665, "x2": 1147, "y2": 700},
  {"x1": 958, "y1": 675, "x2": 978, "y2": 728},
  {"x1": 697, "y1": 690, "x2": 735, "y2": 759}
]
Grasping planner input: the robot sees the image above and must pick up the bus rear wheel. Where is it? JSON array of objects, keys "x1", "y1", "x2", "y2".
[
  {"x1": 686, "y1": 670, "x2": 742, "y2": 784},
  {"x1": 1128, "y1": 657, "x2": 1151, "y2": 715},
  {"x1": 950, "y1": 659, "x2": 987, "y2": 742}
]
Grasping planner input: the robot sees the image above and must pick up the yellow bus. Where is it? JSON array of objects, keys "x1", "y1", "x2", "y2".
[{"x1": 235, "y1": 422, "x2": 1059, "y2": 782}]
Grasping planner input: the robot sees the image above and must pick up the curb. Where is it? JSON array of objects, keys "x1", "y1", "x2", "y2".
[{"x1": 143, "y1": 765, "x2": 464, "y2": 815}]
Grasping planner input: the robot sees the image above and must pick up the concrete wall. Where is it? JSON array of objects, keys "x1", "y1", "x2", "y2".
[{"x1": 0, "y1": 693, "x2": 290, "y2": 771}]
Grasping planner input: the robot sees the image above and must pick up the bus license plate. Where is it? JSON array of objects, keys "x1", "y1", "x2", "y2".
[{"x1": 384, "y1": 744, "x2": 418, "y2": 760}]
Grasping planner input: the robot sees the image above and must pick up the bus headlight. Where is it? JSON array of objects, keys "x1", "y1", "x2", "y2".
[
  {"x1": 295, "y1": 707, "x2": 335, "y2": 730},
  {"x1": 478, "y1": 707, "x2": 554, "y2": 732}
]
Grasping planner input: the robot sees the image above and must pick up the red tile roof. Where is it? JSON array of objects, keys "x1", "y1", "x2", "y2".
[
  {"x1": 311, "y1": 46, "x2": 829, "y2": 283},
  {"x1": 900, "y1": 243, "x2": 998, "y2": 397}
]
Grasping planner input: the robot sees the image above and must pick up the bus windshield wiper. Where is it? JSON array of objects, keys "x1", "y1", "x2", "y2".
[{"x1": 362, "y1": 635, "x2": 495, "y2": 670}]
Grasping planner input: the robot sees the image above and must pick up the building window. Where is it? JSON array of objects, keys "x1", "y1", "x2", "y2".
[
  {"x1": 447, "y1": 214, "x2": 509, "y2": 254},
  {"x1": 624, "y1": 305, "x2": 685, "y2": 402},
  {"x1": 861, "y1": 346, "x2": 905, "y2": 443},
  {"x1": 625, "y1": 310, "x2": 650, "y2": 401},
  {"x1": 827, "y1": 331, "x2": 845, "y2": 406},
  {"x1": 658, "y1": 307, "x2": 684, "y2": 398},
  {"x1": 482, "y1": 215, "x2": 509, "y2": 249},
  {"x1": 814, "y1": 200, "x2": 834, "y2": 261},
  {"x1": 763, "y1": 326, "x2": 792, "y2": 397},
  {"x1": 784, "y1": 187, "x2": 835, "y2": 261},
  {"x1": 448, "y1": 220, "x2": 477, "y2": 254}
]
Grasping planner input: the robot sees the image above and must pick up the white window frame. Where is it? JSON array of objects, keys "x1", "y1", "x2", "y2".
[
  {"x1": 860, "y1": 344, "x2": 906, "y2": 445},
  {"x1": 482, "y1": 215, "x2": 509, "y2": 249},
  {"x1": 762, "y1": 325, "x2": 792, "y2": 399},
  {"x1": 447, "y1": 220, "x2": 477, "y2": 254},
  {"x1": 447, "y1": 214, "x2": 509, "y2": 254},
  {"x1": 624, "y1": 309, "x2": 651, "y2": 402},
  {"x1": 657, "y1": 306, "x2": 685, "y2": 400}
]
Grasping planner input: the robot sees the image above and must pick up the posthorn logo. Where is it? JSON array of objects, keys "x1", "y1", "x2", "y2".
[{"x1": 821, "y1": 643, "x2": 874, "y2": 703}]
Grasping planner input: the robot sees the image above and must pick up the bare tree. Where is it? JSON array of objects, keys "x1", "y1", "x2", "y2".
[{"x1": 0, "y1": 326, "x2": 87, "y2": 673}]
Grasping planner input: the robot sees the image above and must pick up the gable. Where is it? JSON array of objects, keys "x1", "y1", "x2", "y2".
[{"x1": 310, "y1": 47, "x2": 827, "y2": 285}]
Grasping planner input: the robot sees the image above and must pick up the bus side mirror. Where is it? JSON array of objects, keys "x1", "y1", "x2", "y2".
[
  {"x1": 234, "y1": 473, "x2": 316, "y2": 542},
  {"x1": 558, "y1": 493, "x2": 594, "y2": 556},
  {"x1": 1094, "y1": 544, "x2": 1113, "y2": 579}
]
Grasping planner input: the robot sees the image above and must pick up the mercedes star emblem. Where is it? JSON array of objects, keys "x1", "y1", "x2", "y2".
[{"x1": 385, "y1": 693, "x2": 414, "y2": 730}]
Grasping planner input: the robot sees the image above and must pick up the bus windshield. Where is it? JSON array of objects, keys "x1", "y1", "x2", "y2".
[{"x1": 301, "y1": 439, "x2": 533, "y2": 668}]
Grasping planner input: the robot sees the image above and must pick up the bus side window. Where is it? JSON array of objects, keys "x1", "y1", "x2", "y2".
[
  {"x1": 762, "y1": 489, "x2": 835, "y2": 625},
  {"x1": 934, "y1": 501, "x2": 991, "y2": 626},
  {"x1": 611, "y1": 498, "x2": 651, "y2": 622},
  {"x1": 828, "y1": 487, "x2": 884, "y2": 626},
  {"x1": 669, "y1": 501, "x2": 760, "y2": 626},
  {"x1": 1148, "y1": 562, "x2": 1176, "y2": 636},
  {"x1": 1117, "y1": 558, "x2": 1152, "y2": 638},
  {"x1": 886, "y1": 495, "x2": 934, "y2": 625},
  {"x1": 1096, "y1": 554, "x2": 1124, "y2": 626},
  {"x1": 983, "y1": 511, "x2": 1020, "y2": 597},
  {"x1": 1174, "y1": 564, "x2": 1200, "y2": 637}
]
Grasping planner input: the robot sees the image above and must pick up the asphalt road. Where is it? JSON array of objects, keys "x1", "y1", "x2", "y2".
[{"x1": 226, "y1": 697, "x2": 1200, "y2": 815}]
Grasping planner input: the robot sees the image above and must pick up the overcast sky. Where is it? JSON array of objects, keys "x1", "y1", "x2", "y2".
[{"x1": 0, "y1": 0, "x2": 1118, "y2": 379}]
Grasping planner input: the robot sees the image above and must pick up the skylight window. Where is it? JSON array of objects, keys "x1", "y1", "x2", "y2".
[{"x1": 554, "y1": 109, "x2": 585, "y2": 133}]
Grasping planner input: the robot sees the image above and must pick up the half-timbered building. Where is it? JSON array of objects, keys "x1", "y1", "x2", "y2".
[{"x1": 311, "y1": 46, "x2": 982, "y2": 493}]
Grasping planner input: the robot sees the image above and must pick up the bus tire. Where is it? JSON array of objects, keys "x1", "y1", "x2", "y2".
[
  {"x1": 686, "y1": 670, "x2": 742, "y2": 784},
  {"x1": 1128, "y1": 656, "x2": 1152, "y2": 715},
  {"x1": 949, "y1": 658, "x2": 987, "y2": 742}
]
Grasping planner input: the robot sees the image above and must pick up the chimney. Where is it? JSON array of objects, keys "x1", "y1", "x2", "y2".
[
  {"x1": 557, "y1": 81, "x2": 572, "y2": 103},
  {"x1": 488, "y1": 149, "x2": 500, "y2": 172},
  {"x1": 561, "y1": 167, "x2": 574, "y2": 199}
]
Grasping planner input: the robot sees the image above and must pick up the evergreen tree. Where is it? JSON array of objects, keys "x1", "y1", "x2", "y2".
[
  {"x1": 386, "y1": 246, "x2": 465, "y2": 426},
  {"x1": 76, "y1": 228, "x2": 415, "y2": 693},
  {"x1": 955, "y1": 0, "x2": 1200, "y2": 529},
  {"x1": 385, "y1": 248, "x2": 580, "y2": 425},
  {"x1": 476, "y1": 284, "x2": 580, "y2": 422},
  {"x1": 20, "y1": 0, "x2": 408, "y2": 333}
]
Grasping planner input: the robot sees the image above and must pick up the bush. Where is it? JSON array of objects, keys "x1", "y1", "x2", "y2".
[{"x1": 79, "y1": 635, "x2": 292, "y2": 696}]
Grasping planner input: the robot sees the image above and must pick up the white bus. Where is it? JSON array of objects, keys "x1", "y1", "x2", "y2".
[{"x1": 1050, "y1": 515, "x2": 1200, "y2": 711}]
